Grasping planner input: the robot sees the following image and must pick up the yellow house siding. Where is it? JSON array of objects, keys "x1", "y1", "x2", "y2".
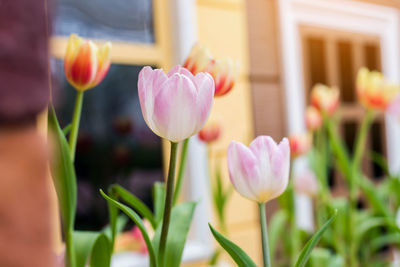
[{"x1": 195, "y1": 0, "x2": 260, "y2": 265}]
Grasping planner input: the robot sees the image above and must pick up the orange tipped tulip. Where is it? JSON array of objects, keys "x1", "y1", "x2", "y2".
[
  {"x1": 310, "y1": 84, "x2": 340, "y2": 115},
  {"x1": 305, "y1": 106, "x2": 322, "y2": 132},
  {"x1": 183, "y1": 43, "x2": 238, "y2": 97},
  {"x1": 289, "y1": 133, "x2": 312, "y2": 159},
  {"x1": 64, "y1": 34, "x2": 111, "y2": 91},
  {"x1": 209, "y1": 59, "x2": 237, "y2": 97},
  {"x1": 183, "y1": 43, "x2": 213, "y2": 74},
  {"x1": 198, "y1": 122, "x2": 221, "y2": 144},
  {"x1": 356, "y1": 67, "x2": 399, "y2": 111}
]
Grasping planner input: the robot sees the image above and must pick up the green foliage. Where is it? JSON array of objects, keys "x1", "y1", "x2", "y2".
[
  {"x1": 48, "y1": 106, "x2": 77, "y2": 232},
  {"x1": 100, "y1": 190, "x2": 157, "y2": 267},
  {"x1": 295, "y1": 211, "x2": 337, "y2": 267},
  {"x1": 110, "y1": 184, "x2": 157, "y2": 229},
  {"x1": 152, "y1": 202, "x2": 197, "y2": 267},
  {"x1": 90, "y1": 234, "x2": 112, "y2": 267},
  {"x1": 209, "y1": 224, "x2": 258, "y2": 267}
]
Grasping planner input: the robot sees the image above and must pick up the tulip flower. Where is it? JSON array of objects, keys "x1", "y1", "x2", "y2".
[
  {"x1": 310, "y1": 84, "x2": 340, "y2": 115},
  {"x1": 294, "y1": 170, "x2": 318, "y2": 197},
  {"x1": 183, "y1": 43, "x2": 214, "y2": 74},
  {"x1": 289, "y1": 133, "x2": 312, "y2": 159},
  {"x1": 183, "y1": 43, "x2": 237, "y2": 97},
  {"x1": 198, "y1": 121, "x2": 221, "y2": 144},
  {"x1": 356, "y1": 67, "x2": 399, "y2": 111},
  {"x1": 64, "y1": 34, "x2": 112, "y2": 91},
  {"x1": 227, "y1": 136, "x2": 290, "y2": 203},
  {"x1": 209, "y1": 59, "x2": 237, "y2": 97},
  {"x1": 138, "y1": 65, "x2": 215, "y2": 143},
  {"x1": 305, "y1": 106, "x2": 322, "y2": 131}
]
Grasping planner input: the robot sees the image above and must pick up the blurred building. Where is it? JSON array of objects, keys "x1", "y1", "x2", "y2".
[{"x1": 46, "y1": 0, "x2": 400, "y2": 266}]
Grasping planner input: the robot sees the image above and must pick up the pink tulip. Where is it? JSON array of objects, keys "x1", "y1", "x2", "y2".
[
  {"x1": 294, "y1": 170, "x2": 318, "y2": 197},
  {"x1": 227, "y1": 136, "x2": 290, "y2": 203},
  {"x1": 305, "y1": 106, "x2": 322, "y2": 132},
  {"x1": 138, "y1": 65, "x2": 215, "y2": 142}
]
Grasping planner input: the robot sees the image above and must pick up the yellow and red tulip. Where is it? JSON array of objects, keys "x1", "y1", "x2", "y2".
[
  {"x1": 64, "y1": 34, "x2": 112, "y2": 91},
  {"x1": 183, "y1": 43, "x2": 213, "y2": 74},
  {"x1": 310, "y1": 84, "x2": 340, "y2": 115},
  {"x1": 305, "y1": 106, "x2": 322, "y2": 132},
  {"x1": 183, "y1": 43, "x2": 237, "y2": 97},
  {"x1": 209, "y1": 59, "x2": 237, "y2": 97},
  {"x1": 356, "y1": 67, "x2": 399, "y2": 111},
  {"x1": 198, "y1": 121, "x2": 221, "y2": 144},
  {"x1": 289, "y1": 133, "x2": 312, "y2": 159}
]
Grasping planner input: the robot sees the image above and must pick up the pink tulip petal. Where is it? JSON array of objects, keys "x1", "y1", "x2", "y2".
[{"x1": 153, "y1": 73, "x2": 198, "y2": 142}]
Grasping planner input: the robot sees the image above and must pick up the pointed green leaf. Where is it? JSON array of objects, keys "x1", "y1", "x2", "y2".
[
  {"x1": 73, "y1": 231, "x2": 100, "y2": 267},
  {"x1": 295, "y1": 210, "x2": 337, "y2": 267},
  {"x1": 209, "y1": 224, "x2": 257, "y2": 267},
  {"x1": 90, "y1": 234, "x2": 111, "y2": 267},
  {"x1": 110, "y1": 184, "x2": 156, "y2": 229},
  {"x1": 152, "y1": 202, "x2": 197, "y2": 267},
  {"x1": 48, "y1": 106, "x2": 77, "y2": 230},
  {"x1": 100, "y1": 190, "x2": 157, "y2": 267}
]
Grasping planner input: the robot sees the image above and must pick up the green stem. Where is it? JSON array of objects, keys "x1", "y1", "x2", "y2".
[
  {"x1": 348, "y1": 109, "x2": 374, "y2": 267},
  {"x1": 65, "y1": 227, "x2": 75, "y2": 267},
  {"x1": 259, "y1": 202, "x2": 271, "y2": 267},
  {"x1": 158, "y1": 142, "x2": 178, "y2": 266},
  {"x1": 172, "y1": 138, "x2": 190, "y2": 205},
  {"x1": 68, "y1": 90, "x2": 84, "y2": 161}
]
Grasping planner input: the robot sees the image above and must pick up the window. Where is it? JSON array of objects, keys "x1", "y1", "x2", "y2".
[{"x1": 301, "y1": 26, "x2": 386, "y2": 189}]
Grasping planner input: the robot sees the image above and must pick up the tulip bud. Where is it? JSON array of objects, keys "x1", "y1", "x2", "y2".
[
  {"x1": 138, "y1": 65, "x2": 215, "y2": 142},
  {"x1": 209, "y1": 59, "x2": 237, "y2": 97},
  {"x1": 305, "y1": 106, "x2": 322, "y2": 132},
  {"x1": 183, "y1": 43, "x2": 214, "y2": 74},
  {"x1": 294, "y1": 170, "x2": 318, "y2": 197},
  {"x1": 183, "y1": 43, "x2": 237, "y2": 97},
  {"x1": 227, "y1": 136, "x2": 290, "y2": 203},
  {"x1": 310, "y1": 84, "x2": 340, "y2": 115},
  {"x1": 64, "y1": 34, "x2": 111, "y2": 91},
  {"x1": 356, "y1": 67, "x2": 399, "y2": 111},
  {"x1": 198, "y1": 121, "x2": 221, "y2": 144},
  {"x1": 289, "y1": 133, "x2": 312, "y2": 159}
]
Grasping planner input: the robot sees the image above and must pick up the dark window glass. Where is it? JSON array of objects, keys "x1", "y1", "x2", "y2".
[
  {"x1": 55, "y1": 0, "x2": 154, "y2": 43},
  {"x1": 307, "y1": 37, "x2": 327, "y2": 93},
  {"x1": 370, "y1": 121, "x2": 385, "y2": 180},
  {"x1": 337, "y1": 41, "x2": 355, "y2": 103},
  {"x1": 52, "y1": 60, "x2": 163, "y2": 230}
]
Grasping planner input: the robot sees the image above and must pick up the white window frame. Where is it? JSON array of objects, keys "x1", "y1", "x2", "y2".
[{"x1": 278, "y1": 0, "x2": 400, "y2": 231}]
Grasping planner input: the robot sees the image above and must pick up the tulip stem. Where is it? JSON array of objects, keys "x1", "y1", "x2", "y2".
[
  {"x1": 68, "y1": 90, "x2": 84, "y2": 161},
  {"x1": 158, "y1": 142, "x2": 179, "y2": 266},
  {"x1": 172, "y1": 138, "x2": 190, "y2": 206},
  {"x1": 259, "y1": 202, "x2": 271, "y2": 267}
]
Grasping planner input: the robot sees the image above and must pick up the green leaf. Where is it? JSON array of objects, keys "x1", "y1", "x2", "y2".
[
  {"x1": 209, "y1": 224, "x2": 257, "y2": 267},
  {"x1": 100, "y1": 190, "x2": 157, "y2": 267},
  {"x1": 370, "y1": 233, "x2": 400, "y2": 252},
  {"x1": 63, "y1": 123, "x2": 72, "y2": 136},
  {"x1": 152, "y1": 202, "x2": 197, "y2": 267},
  {"x1": 153, "y1": 182, "x2": 165, "y2": 225},
  {"x1": 73, "y1": 231, "x2": 100, "y2": 267},
  {"x1": 48, "y1": 106, "x2": 77, "y2": 231},
  {"x1": 110, "y1": 184, "x2": 156, "y2": 229},
  {"x1": 295, "y1": 210, "x2": 338, "y2": 267},
  {"x1": 90, "y1": 234, "x2": 111, "y2": 267}
]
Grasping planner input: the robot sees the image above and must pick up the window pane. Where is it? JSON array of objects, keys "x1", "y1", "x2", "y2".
[
  {"x1": 52, "y1": 60, "x2": 163, "y2": 230},
  {"x1": 55, "y1": 0, "x2": 154, "y2": 43}
]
